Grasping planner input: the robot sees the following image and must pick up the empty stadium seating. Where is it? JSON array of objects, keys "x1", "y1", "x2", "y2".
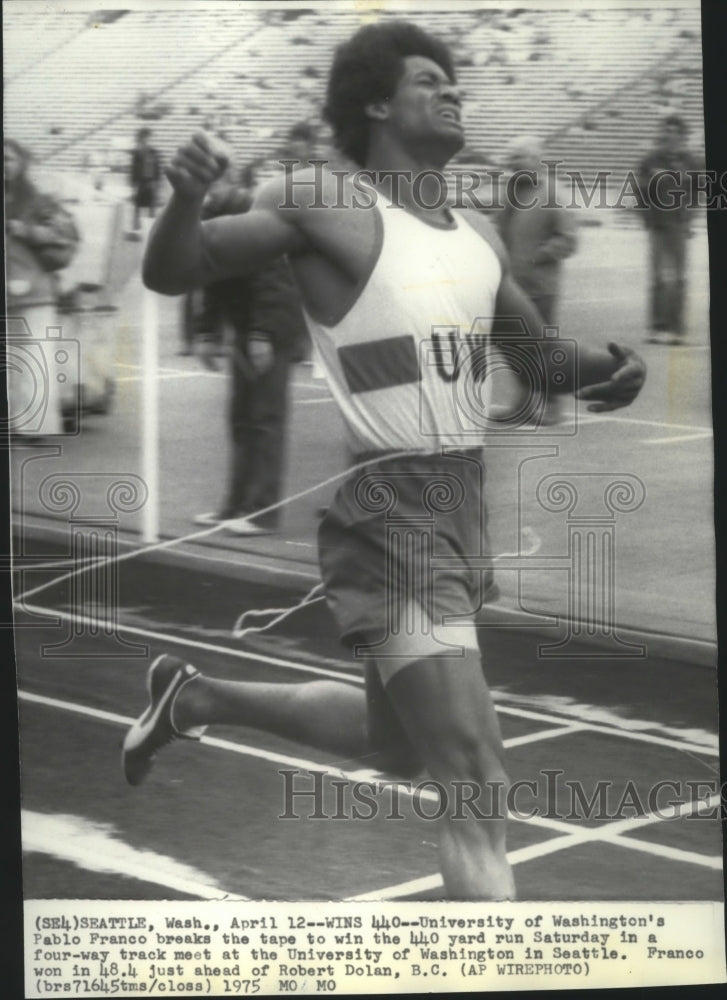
[{"x1": 4, "y1": 6, "x2": 704, "y2": 201}]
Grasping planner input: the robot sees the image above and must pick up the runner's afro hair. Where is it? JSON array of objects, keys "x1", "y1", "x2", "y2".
[{"x1": 323, "y1": 21, "x2": 456, "y2": 167}]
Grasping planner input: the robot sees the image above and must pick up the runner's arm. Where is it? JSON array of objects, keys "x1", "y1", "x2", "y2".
[
  {"x1": 493, "y1": 273, "x2": 646, "y2": 411},
  {"x1": 143, "y1": 133, "x2": 305, "y2": 294}
]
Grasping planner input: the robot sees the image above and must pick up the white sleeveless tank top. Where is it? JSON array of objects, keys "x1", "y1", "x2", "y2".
[{"x1": 303, "y1": 192, "x2": 503, "y2": 454}]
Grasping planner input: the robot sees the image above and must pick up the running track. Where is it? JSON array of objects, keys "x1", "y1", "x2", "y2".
[{"x1": 15, "y1": 542, "x2": 723, "y2": 902}]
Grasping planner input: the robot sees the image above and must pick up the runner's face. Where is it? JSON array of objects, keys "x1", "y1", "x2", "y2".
[{"x1": 383, "y1": 55, "x2": 464, "y2": 159}]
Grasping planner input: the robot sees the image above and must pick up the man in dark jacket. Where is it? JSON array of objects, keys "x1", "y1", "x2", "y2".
[
  {"x1": 193, "y1": 171, "x2": 309, "y2": 535},
  {"x1": 499, "y1": 135, "x2": 578, "y2": 327},
  {"x1": 498, "y1": 135, "x2": 578, "y2": 424},
  {"x1": 130, "y1": 127, "x2": 162, "y2": 233},
  {"x1": 637, "y1": 115, "x2": 700, "y2": 345}
]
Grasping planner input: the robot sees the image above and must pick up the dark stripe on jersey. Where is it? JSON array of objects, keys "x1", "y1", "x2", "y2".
[{"x1": 338, "y1": 335, "x2": 421, "y2": 394}]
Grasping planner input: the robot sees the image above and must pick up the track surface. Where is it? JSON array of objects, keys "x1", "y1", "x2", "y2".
[{"x1": 15, "y1": 544, "x2": 723, "y2": 902}]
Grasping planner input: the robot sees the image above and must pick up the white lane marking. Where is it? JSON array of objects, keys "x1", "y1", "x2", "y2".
[
  {"x1": 347, "y1": 874, "x2": 441, "y2": 901},
  {"x1": 509, "y1": 713, "x2": 718, "y2": 758},
  {"x1": 22, "y1": 691, "x2": 721, "y2": 901},
  {"x1": 345, "y1": 829, "x2": 612, "y2": 901},
  {"x1": 19, "y1": 692, "x2": 631, "y2": 868},
  {"x1": 494, "y1": 696, "x2": 719, "y2": 756},
  {"x1": 10, "y1": 556, "x2": 102, "y2": 571},
  {"x1": 503, "y1": 724, "x2": 584, "y2": 748},
  {"x1": 115, "y1": 363, "x2": 179, "y2": 371},
  {"x1": 601, "y1": 837, "x2": 722, "y2": 870},
  {"x1": 596, "y1": 791, "x2": 721, "y2": 834},
  {"x1": 18, "y1": 602, "x2": 361, "y2": 684},
  {"x1": 116, "y1": 372, "x2": 210, "y2": 382},
  {"x1": 22, "y1": 810, "x2": 247, "y2": 900},
  {"x1": 577, "y1": 412, "x2": 712, "y2": 433},
  {"x1": 17, "y1": 600, "x2": 719, "y2": 755},
  {"x1": 644, "y1": 431, "x2": 713, "y2": 446},
  {"x1": 156, "y1": 544, "x2": 319, "y2": 580},
  {"x1": 291, "y1": 381, "x2": 332, "y2": 392},
  {"x1": 115, "y1": 363, "x2": 332, "y2": 392},
  {"x1": 19, "y1": 689, "x2": 576, "y2": 790},
  {"x1": 16, "y1": 449, "x2": 418, "y2": 604},
  {"x1": 20, "y1": 689, "x2": 383, "y2": 781},
  {"x1": 115, "y1": 373, "x2": 336, "y2": 390},
  {"x1": 21, "y1": 689, "x2": 721, "y2": 842},
  {"x1": 346, "y1": 794, "x2": 723, "y2": 901},
  {"x1": 21, "y1": 691, "x2": 133, "y2": 727},
  {"x1": 297, "y1": 397, "x2": 336, "y2": 405},
  {"x1": 9, "y1": 517, "x2": 320, "y2": 581},
  {"x1": 116, "y1": 363, "x2": 224, "y2": 377}
]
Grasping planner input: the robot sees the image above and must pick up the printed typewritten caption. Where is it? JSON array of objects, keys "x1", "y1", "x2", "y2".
[{"x1": 25, "y1": 901, "x2": 726, "y2": 994}]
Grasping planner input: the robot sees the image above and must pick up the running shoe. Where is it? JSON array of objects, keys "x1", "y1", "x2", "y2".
[
  {"x1": 225, "y1": 516, "x2": 272, "y2": 536},
  {"x1": 193, "y1": 509, "x2": 243, "y2": 527},
  {"x1": 193, "y1": 511, "x2": 223, "y2": 526},
  {"x1": 122, "y1": 654, "x2": 204, "y2": 786},
  {"x1": 646, "y1": 331, "x2": 684, "y2": 346}
]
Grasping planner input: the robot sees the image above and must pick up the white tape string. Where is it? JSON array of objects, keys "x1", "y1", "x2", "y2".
[
  {"x1": 232, "y1": 583, "x2": 326, "y2": 638},
  {"x1": 14, "y1": 449, "x2": 422, "y2": 605}
]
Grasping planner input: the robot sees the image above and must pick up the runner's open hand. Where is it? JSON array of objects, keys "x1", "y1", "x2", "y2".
[
  {"x1": 575, "y1": 343, "x2": 646, "y2": 413},
  {"x1": 166, "y1": 132, "x2": 230, "y2": 202}
]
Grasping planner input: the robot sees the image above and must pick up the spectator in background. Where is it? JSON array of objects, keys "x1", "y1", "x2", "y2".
[
  {"x1": 190, "y1": 163, "x2": 257, "y2": 367},
  {"x1": 179, "y1": 163, "x2": 258, "y2": 361},
  {"x1": 129, "y1": 127, "x2": 162, "y2": 236},
  {"x1": 193, "y1": 161, "x2": 309, "y2": 536},
  {"x1": 86, "y1": 147, "x2": 110, "y2": 194},
  {"x1": 638, "y1": 114, "x2": 699, "y2": 345},
  {"x1": 5, "y1": 138, "x2": 79, "y2": 440},
  {"x1": 285, "y1": 121, "x2": 318, "y2": 162},
  {"x1": 498, "y1": 135, "x2": 578, "y2": 423}
]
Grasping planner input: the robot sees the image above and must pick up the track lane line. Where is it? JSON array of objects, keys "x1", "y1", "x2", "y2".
[
  {"x1": 600, "y1": 836, "x2": 722, "y2": 870},
  {"x1": 11, "y1": 519, "x2": 320, "y2": 580},
  {"x1": 347, "y1": 795, "x2": 723, "y2": 901},
  {"x1": 501, "y1": 724, "x2": 585, "y2": 748},
  {"x1": 644, "y1": 431, "x2": 713, "y2": 445},
  {"x1": 16, "y1": 601, "x2": 719, "y2": 755},
  {"x1": 22, "y1": 692, "x2": 720, "y2": 901},
  {"x1": 18, "y1": 602, "x2": 361, "y2": 683},
  {"x1": 22, "y1": 810, "x2": 248, "y2": 900},
  {"x1": 577, "y1": 413, "x2": 712, "y2": 432},
  {"x1": 16, "y1": 690, "x2": 585, "y2": 794},
  {"x1": 21, "y1": 692, "x2": 721, "y2": 850}
]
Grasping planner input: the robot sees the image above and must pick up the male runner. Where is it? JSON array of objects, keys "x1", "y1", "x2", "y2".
[{"x1": 123, "y1": 21, "x2": 645, "y2": 900}]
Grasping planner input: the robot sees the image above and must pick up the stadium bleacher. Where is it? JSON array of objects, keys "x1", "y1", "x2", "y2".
[{"x1": 4, "y1": 6, "x2": 704, "y2": 201}]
